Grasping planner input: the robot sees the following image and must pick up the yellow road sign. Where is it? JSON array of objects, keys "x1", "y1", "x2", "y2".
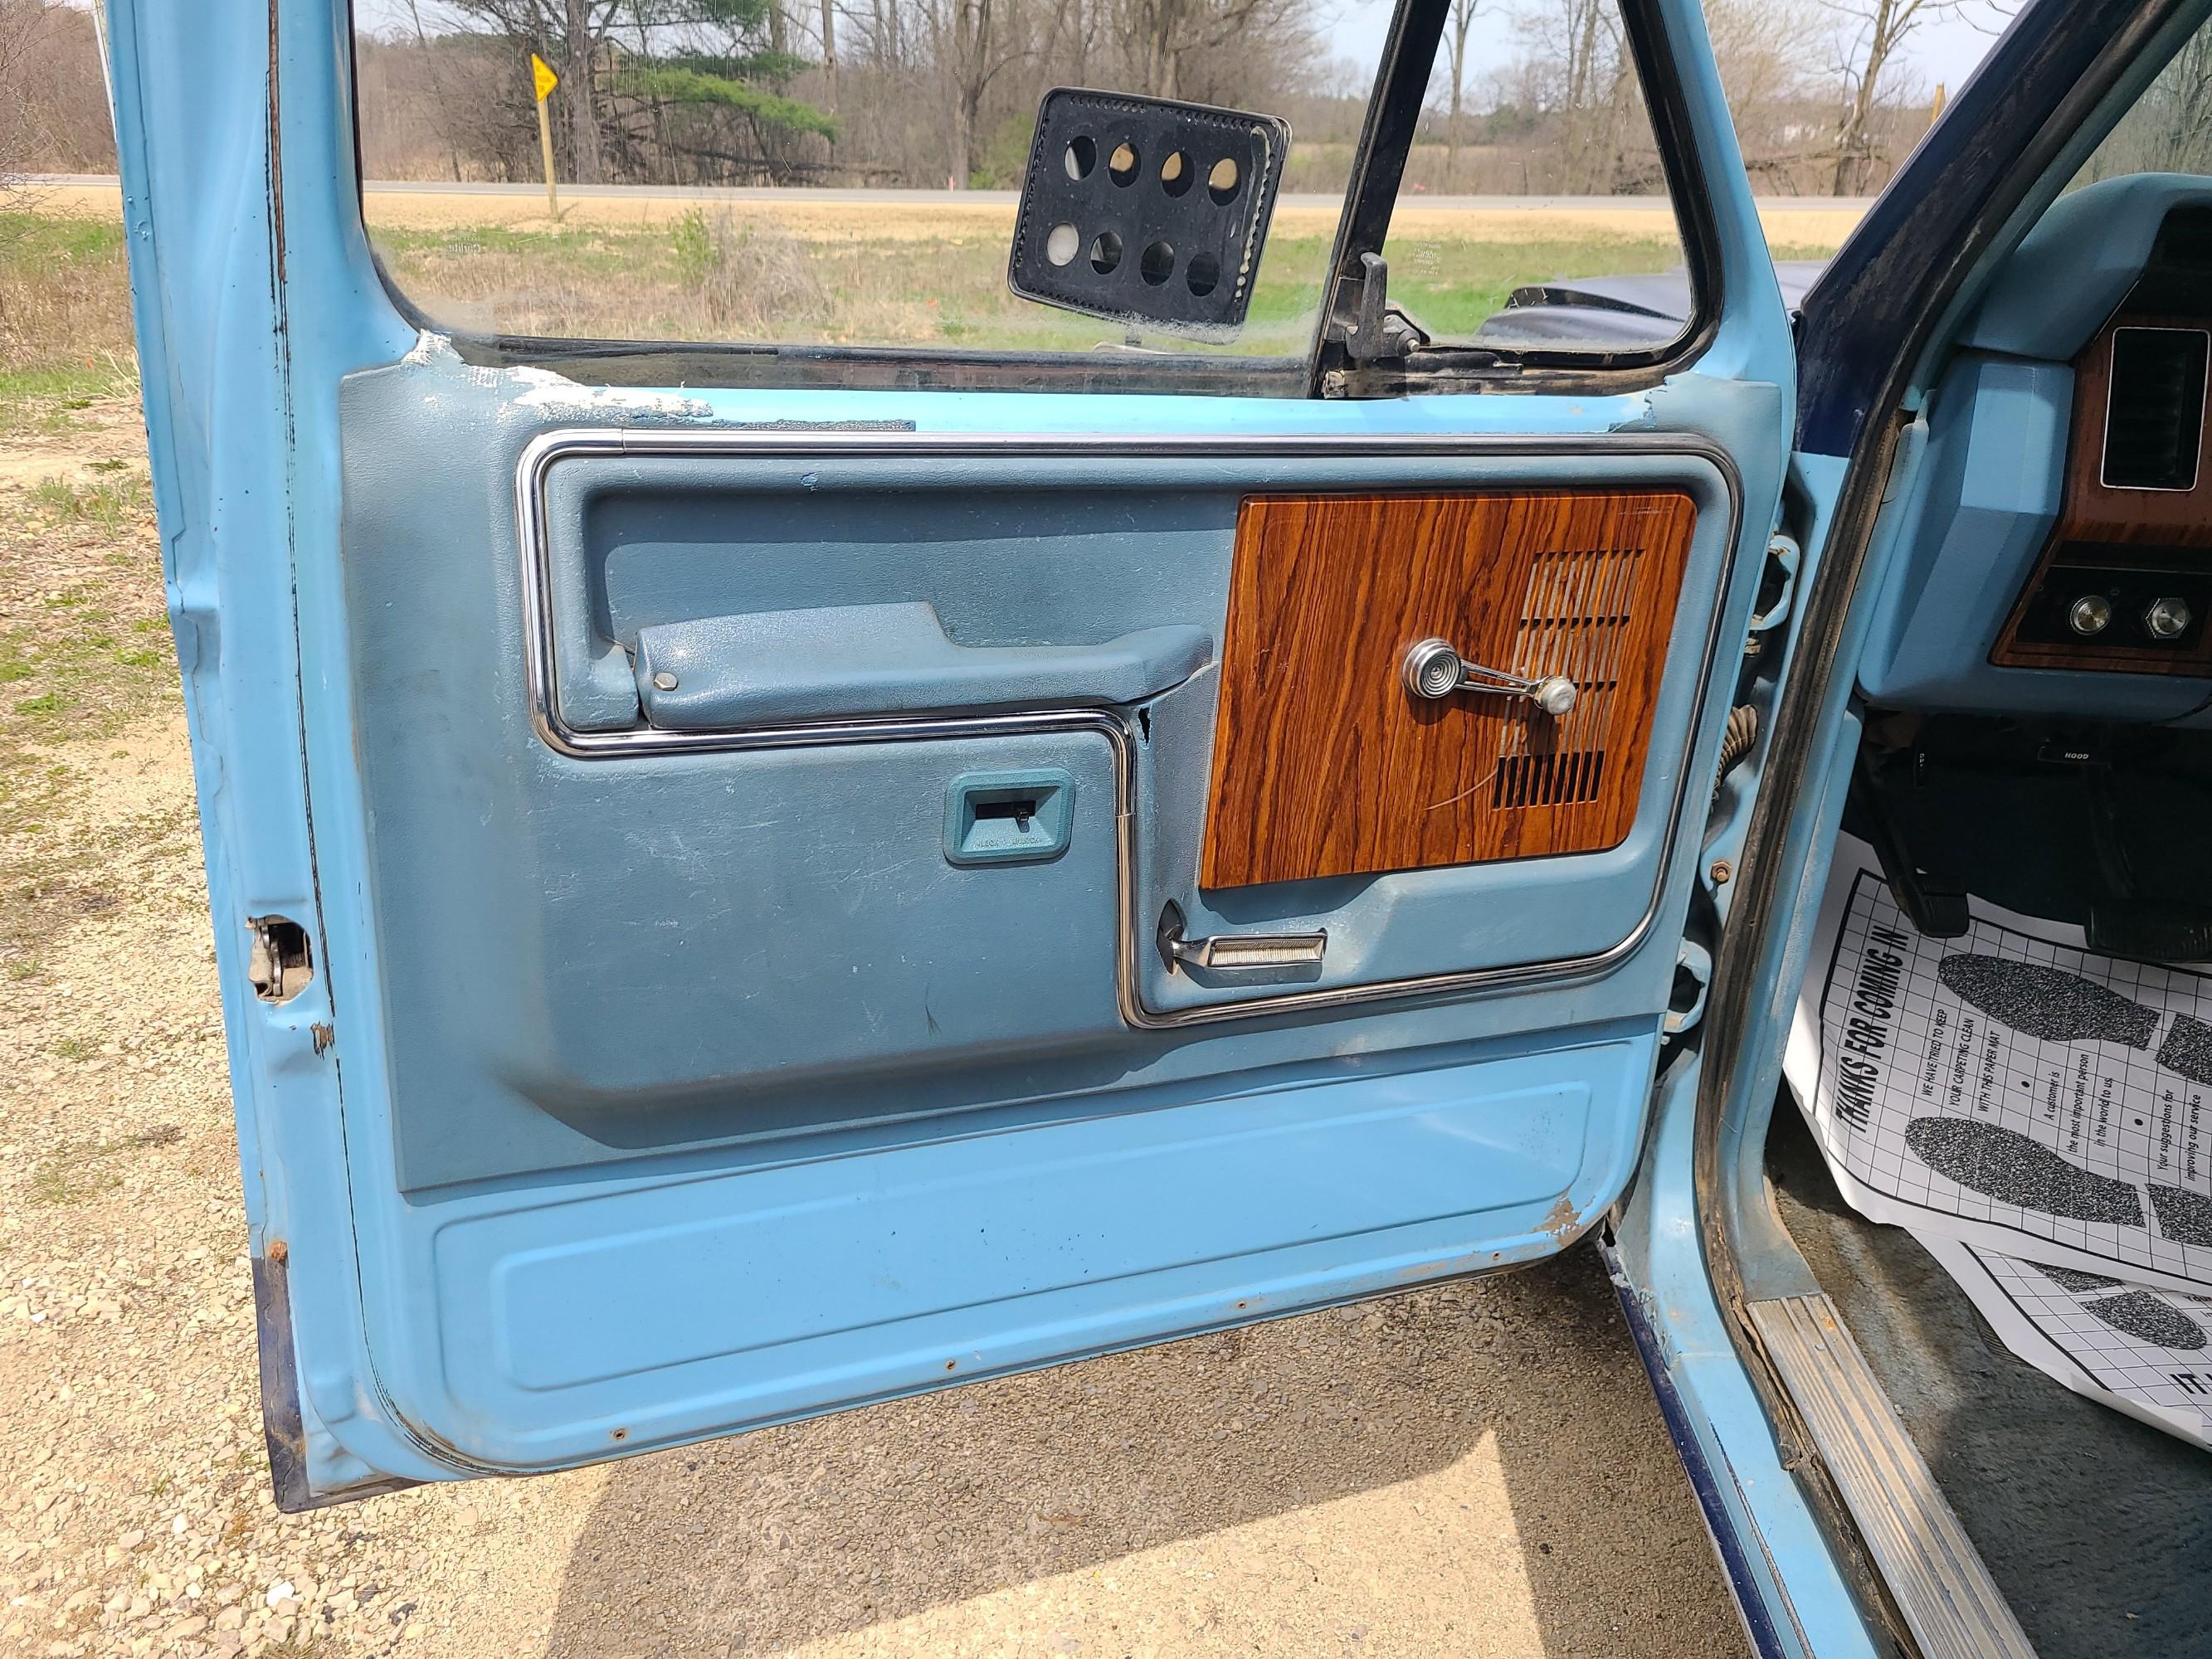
[{"x1": 531, "y1": 53, "x2": 560, "y2": 216}]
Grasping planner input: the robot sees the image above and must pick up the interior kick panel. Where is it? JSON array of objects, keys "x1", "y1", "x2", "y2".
[{"x1": 1201, "y1": 491, "x2": 1697, "y2": 888}]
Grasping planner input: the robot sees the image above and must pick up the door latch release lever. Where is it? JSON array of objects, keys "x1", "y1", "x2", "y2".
[
  {"x1": 1401, "y1": 638, "x2": 1578, "y2": 716},
  {"x1": 1156, "y1": 902, "x2": 1327, "y2": 975}
]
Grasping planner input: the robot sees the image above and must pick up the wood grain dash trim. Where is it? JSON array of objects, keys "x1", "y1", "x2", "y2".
[{"x1": 1992, "y1": 312, "x2": 2212, "y2": 676}]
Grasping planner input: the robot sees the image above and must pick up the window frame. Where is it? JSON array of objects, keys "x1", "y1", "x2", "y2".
[
  {"x1": 1315, "y1": 0, "x2": 1724, "y2": 397},
  {"x1": 348, "y1": 0, "x2": 1722, "y2": 398}
]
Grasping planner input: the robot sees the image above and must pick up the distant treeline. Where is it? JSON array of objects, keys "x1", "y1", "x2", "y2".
[
  {"x1": 3, "y1": 0, "x2": 2018, "y2": 198},
  {"x1": 351, "y1": 0, "x2": 1945, "y2": 196},
  {"x1": 0, "y1": 3, "x2": 113, "y2": 178}
]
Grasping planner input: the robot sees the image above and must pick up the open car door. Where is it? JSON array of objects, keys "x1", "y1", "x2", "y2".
[{"x1": 107, "y1": 0, "x2": 1795, "y2": 1505}]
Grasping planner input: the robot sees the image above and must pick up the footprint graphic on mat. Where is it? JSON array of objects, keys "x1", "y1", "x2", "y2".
[
  {"x1": 2029, "y1": 1262, "x2": 2209, "y2": 1350},
  {"x1": 1935, "y1": 954, "x2": 2212, "y2": 1084},
  {"x1": 1904, "y1": 1117, "x2": 2145, "y2": 1226},
  {"x1": 2148, "y1": 1185, "x2": 2212, "y2": 1247},
  {"x1": 2083, "y1": 1290, "x2": 2208, "y2": 1350}
]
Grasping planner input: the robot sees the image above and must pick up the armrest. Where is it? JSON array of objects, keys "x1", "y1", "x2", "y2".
[{"x1": 633, "y1": 601, "x2": 1212, "y2": 730}]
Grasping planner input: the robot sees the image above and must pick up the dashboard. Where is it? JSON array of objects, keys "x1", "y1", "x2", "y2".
[
  {"x1": 1993, "y1": 208, "x2": 2212, "y2": 675},
  {"x1": 1859, "y1": 176, "x2": 2212, "y2": 721}
]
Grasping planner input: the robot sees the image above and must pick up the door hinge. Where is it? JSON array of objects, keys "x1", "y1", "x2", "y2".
[{"x1": 246, "y1": 916, "x2": 314, "y2": 1005}]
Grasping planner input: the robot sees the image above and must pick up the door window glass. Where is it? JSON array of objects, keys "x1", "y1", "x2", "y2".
[{"x1": 349, "y1": 0, "x2": 1698, "y2": 373}]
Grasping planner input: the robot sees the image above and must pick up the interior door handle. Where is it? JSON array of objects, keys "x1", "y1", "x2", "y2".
[
  {"x1": 633, "y1": 601, "x2": 1212, "y2": 730},
  {"x1": 1156, "y1": 902, "x2": 1327, "y2": 975}
]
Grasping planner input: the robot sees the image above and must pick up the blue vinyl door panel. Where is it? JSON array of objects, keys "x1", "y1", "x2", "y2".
[
  {"x1": 108, "y1": 0, "x2": 1795, "y2": 1501},
  {"x1": 430, "y1": 1042, "x2": 1631, "y2": 1467}
]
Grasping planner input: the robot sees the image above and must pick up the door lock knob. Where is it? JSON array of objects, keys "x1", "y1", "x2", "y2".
[
  {"x1": 2068, "y1": 594, "x2": 2113, "y2": 637},
  {"x1": 1401, "y1": 638, "x2": 1577, "y2": 716},
  {"x1": 2146, "y1": 596, "x2": 2193, "y2": 640}
]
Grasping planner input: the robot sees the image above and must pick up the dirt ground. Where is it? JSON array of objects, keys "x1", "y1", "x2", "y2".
[{"x1": 0, "y1": 397, "x2": 1752, "y2": 1659}]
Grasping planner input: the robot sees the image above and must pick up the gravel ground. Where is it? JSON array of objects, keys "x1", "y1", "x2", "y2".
[{"x1": 0, "y1": 405, "x2": 1751, "y2": 1659}]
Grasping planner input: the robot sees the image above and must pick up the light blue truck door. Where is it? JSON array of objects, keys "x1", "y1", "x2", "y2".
[{"x1": 106, "y1": 0, "x2": 1792, "y2": 1503}]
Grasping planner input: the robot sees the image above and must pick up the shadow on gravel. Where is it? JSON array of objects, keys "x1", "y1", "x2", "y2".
[{"x1": 541, "y1": 1242, "x2": 1741, "y2": 1657}]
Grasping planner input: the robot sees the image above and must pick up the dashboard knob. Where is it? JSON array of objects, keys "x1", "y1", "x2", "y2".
[
  {"x1": 2146, "y1": 596, "x2": 2193, "y2": 640},
  {"x1": 2068, "y1": 595, "x2": 2113, "y2": 636}
]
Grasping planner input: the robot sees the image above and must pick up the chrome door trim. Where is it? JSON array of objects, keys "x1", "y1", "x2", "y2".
[{"x1": 514, "y1": 426, "x2": 1746, "y2": 1029}]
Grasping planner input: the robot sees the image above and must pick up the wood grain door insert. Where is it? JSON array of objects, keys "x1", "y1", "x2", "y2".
[{"x1": 1199, "y1": 490, "x2": 1698, "y2": 889}]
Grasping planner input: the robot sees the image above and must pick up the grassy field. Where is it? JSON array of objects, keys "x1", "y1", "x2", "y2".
[
  {"x1": 0, "y1": 212, "x2": 139, "y2": 432},
  {"x1": 371, "y1": 211, "x2": 1763, "y2": 354},
  {"x1": 7, "y1": 187, "x2": 1855, "y2": 361},
  {"x1": 370, "y1": 206, "x2": 1838, "y2": 353}
]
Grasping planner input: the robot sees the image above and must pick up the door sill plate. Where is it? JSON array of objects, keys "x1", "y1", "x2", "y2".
[{"x1": 1747, "y1": 1292, "x2": 2034, "y2": 1659}]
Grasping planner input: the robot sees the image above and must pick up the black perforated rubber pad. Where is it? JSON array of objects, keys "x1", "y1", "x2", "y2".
[{"x1": 1006, "y1": 87, "x2": 1290, "y2": 337}]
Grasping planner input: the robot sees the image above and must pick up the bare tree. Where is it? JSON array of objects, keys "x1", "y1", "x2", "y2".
[
  {"x1": 563, "y1": 0, "x2": 606, "y2": 181},
  {"x1": 930, "y1": 0, "x2": 1021, "y2": 186},
  {"x1": 0, "y1": 0, "x2": 60, "y2": 200},
  {"x1": 1508, "y1": 0, "x2": 1640, "y2": 192},
  {"x1": 1113, "y1": 0, "x2": 1321, "y2": 102},
  {"x1": 1442, "y1": 0, "x2": 1484, "y2": 187},
  {"x1": 1703, "y1": 0, "x2": 1824, "y2": 186},
  {"x1": 399, "y1": 0, "x2": 469, "y2": 180},
  {"x1": 1821, "y1": 0, "x2": 2012, "y2": 192},
  {"x1": 2080, "y1": 21, "x2": 2212, "y2": 180}
]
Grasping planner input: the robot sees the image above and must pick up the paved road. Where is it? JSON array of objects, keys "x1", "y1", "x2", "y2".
[{"x1": 27, "y1": 172, "x2": 1872, "y2": 216}]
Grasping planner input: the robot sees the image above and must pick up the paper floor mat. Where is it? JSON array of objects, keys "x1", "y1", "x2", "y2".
[
  {"x1": 1784, "y1": 837, "x2": 2212, "y2": 1453},
  {"x1": 1916, "y1": 1236, "x2": 2212, "y2": 1452},
  {"x1": 1785, "y1": 835, "x2": 2212, "y2": 1297}
]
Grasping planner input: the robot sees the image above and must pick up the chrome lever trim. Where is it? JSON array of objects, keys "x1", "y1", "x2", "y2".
[
  {"x1": 1401, "y1": 637, "x2": 1579, "y2": 716},
  {"x1": 1156, "y1": 901, "x2": 1327, "y2": 974}
]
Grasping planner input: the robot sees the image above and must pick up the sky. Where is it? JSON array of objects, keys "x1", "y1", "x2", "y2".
[{"x1": 1323, "y1": 0, "x2": 2028, "y2": 99}]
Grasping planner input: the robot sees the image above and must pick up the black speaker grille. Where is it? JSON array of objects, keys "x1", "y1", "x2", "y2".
[{"x1": 2104, "y1": 325, "x2": 2208, "y2": 491}]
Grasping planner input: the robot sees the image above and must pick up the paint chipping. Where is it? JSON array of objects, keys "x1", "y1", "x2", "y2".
[
  {"x1": 1539, "y1": 1194, "x2": 1584, "y2": 1245},
  {"x1": 509, "y1": 368, "x2": 714, "y2": 418},
  {"x1": 401, "y1": 329, "x2": 463, "y2": 368},
  {"x1": 398, "y1": 330, "x2": 714, "y2": 417}
]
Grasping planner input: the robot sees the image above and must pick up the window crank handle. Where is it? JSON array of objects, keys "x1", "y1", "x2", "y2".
[{"x1": 1401, "y1": 638, "x2": 1578, "y2": 716}]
